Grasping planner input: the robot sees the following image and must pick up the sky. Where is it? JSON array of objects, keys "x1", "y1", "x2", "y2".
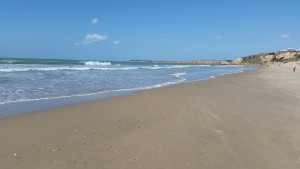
[{"x1": 0, "y1": 0, "x2": 300, "y2": 61}]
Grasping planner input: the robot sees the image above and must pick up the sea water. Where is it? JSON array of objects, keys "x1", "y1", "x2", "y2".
[{"x1": 0, "y1": 58, "x2": 256, "y2": 118}]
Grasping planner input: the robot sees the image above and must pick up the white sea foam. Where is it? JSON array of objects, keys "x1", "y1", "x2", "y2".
[
  {"x1": 0, "y1": 67, "x2": 89, "y2": 72},
  {"x1": 0, "y1": 66, "x2": 139, "y2": 72},
  {"x1": 0, "y1": 78, "x2": 186, "y2": 105},
  {"x1": 168, "y1": 72, "x2": 187, "y2": 78},
  {"x1": 0, "y1": 60, "x2": 16, "y2": 64},
  {"x1": 0, "y1": 65, "x2": 195, "y2": 72},
  {"x1": 153, "y1": 78, "x2": 186, "y2": 88},
  {"x1": 0, "y1": 64, "x2": 249, "y2": 73},
  {"x1": 84, "y1": 61, "x2": 111, "y2": 66}
]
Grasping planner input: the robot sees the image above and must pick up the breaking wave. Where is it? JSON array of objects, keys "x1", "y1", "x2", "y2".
[
  {"x1": 0, "y1": 65, "x2": 206, "y2": 73},
  {"x1": 84, "y1": 61, "x2": 111, "y2": 66},
  {"x1": 168, "y1": 72, "x2": 187, "y2": 78}
]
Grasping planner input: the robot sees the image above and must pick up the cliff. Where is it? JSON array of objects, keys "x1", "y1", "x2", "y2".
[{"x1": 232, "y1": 51, "x2": 300, "y2": 66}]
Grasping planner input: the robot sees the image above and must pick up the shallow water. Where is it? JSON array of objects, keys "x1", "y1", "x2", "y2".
[{"x1": 0, "y1": 58, "x2": 256, "y2": 118}]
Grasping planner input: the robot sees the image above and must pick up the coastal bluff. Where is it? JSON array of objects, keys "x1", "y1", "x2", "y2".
[{"x1": 232, "y1": 50, "x2": 300, "y2": 66}]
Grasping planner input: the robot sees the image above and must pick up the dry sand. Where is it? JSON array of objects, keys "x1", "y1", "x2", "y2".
[{"x1": 0, "y1": 66, "x2": 300, "y2": 169}]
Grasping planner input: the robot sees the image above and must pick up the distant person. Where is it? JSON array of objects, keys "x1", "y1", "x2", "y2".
[{"x1": 293, "y1": 67, "x2": 296, "y2": 72}]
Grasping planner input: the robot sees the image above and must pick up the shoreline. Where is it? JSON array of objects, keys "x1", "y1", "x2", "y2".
[
  {"x1": 0, "y1": 68, "x2": 254, "y2": 119},
  {"x1": 1, "y1": 66, "x2": 300, "y2": 169}
]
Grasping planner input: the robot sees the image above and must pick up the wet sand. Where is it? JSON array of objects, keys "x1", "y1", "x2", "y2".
[{"x1": 1, "y1": 66, "x2": 300, "y2": 169}]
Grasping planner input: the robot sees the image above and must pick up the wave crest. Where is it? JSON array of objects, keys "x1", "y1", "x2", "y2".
[
  {"x1": 168, "y1": 72, "x2": 187, "y2": 78},
  {"x1": 84, "y1": 61, "x2": 111, "y2": 66}
]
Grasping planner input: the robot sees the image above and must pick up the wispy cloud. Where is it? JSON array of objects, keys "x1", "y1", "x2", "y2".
[
  {"x1": 281, "y1": 33, "x2": 290, "y2": 39},
  {"x1": 76, "y1": 34, "x2": 107, "y2": 45},
  {"x1": 91, "y1": 18, "x2": 99, "y2": 24},
  {"x1": 112, "y1": 40, "x2": 120, "y2": 44},
  {"x1": 214, "y1": 35, "x2": 222, "y2": 40}
]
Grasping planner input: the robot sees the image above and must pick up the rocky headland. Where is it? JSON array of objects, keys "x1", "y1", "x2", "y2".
[{"x1": 232, "y1": 50, "x2": 300, "y2": 67}]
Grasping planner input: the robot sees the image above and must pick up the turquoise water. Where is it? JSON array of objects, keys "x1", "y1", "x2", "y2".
[{"x1": 0, "y1": 58, "x2": 256, "y2": 117}]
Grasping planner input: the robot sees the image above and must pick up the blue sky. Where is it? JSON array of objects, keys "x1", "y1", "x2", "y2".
[{"x1": 0, "y1": 0, "x2": 299, "y2": 61}]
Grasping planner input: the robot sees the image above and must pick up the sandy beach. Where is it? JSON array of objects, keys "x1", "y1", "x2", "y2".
[{"x1": 0, "y1": 66, "x2": 299, "y2": 169}]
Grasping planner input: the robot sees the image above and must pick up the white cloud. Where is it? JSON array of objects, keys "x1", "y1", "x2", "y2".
[
  {"x1": 76, "y1": 34, "x2": 107, "y2": 45},
  {"x1": 91, "y1": 18, "x2": 99, "y2": 24},
  {"x1": 281, "y1": 33, "x2": 290, "y2": 39},
  {"x1": 112, "y1": 40, "x2": 120, "y2": 44},
  {"x1": 214, "y1": 35, "x2": 222, "y2": 40}
]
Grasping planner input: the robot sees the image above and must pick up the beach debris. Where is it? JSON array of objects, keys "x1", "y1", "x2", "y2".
[
  {"x1": 74, "y1": 129, "x2": 78, "y2": 132},
  {"x1": 14, "y1": 153, "x2": 17, "y2": 156},
  {"x1": 129, "y1": 157, "x2": 137, "y2": 161}
]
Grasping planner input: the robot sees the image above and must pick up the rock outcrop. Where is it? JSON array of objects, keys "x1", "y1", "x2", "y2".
[{"x1": 232, "y1": 51, "x2": 300, "y2": 66}]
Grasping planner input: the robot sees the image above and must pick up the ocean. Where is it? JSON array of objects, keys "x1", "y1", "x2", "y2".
[{"x1": 0, "y1": 58, "x2": 256, "y2": 118}]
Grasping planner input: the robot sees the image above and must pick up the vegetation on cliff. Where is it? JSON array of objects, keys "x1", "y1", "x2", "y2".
[{"x1": 232, "y1": 51, "x2": 300, "y2": 65}]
